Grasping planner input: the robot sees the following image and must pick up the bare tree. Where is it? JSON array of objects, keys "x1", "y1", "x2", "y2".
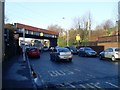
[
  {"x1": 103, "y1": 19, "x2": 113, "y2": 30},
  {"x1": 47, "y1": 24, "x2": 65, "y2": 36},
  {"x1": 102, "y1": 19, "x2": 114, "y2": 35},
  {"x1": 72, "y1": 17, "x2": 81, "y2": 30},
  {"x1": 71, "y1": 12, "x2": 93, "y2": 42}
]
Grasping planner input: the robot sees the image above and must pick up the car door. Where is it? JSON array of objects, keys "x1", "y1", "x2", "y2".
[
  {"x1": 108, "y1": 48, "x2": 113, "y2": 58},
  {"x1": 104, "y1": 48, "x2": 109, "y2": 58},
  {"x1": 79, "y1": 48, "x2": 84, "y2": 56}
]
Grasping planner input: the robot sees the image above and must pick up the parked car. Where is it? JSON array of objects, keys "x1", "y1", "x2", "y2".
[
  {"x1": 27, "y1": 47, "x2": 40, "y2": 58},
  {"x1": 43, "y1": 46, "x2": 49, "y2": 51},
  {"x1": 99, "y1": 51, "x2": 105, "y2": 60},
  {"x1": 48, "y1": 46, "x2": 55, "y2": 51},
  {"x1": 65, "y1": 46, "x2": 78, "y2": 55},
  {"x1": 50, "y1": 47, "x2": 73, "y2": 62},
  {"x1": 99, "y1": 47, "x2": 120, "y2": 61},
  {"x1": 78, "y1": 47, "x2": 97, "y2": 57}
]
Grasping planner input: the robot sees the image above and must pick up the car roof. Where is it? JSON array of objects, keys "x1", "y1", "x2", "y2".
[{"x1": 56, "y1": 47, "x2": 64, "y2": 49}]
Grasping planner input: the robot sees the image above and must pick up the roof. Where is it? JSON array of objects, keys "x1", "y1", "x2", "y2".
[{"x1": 15, "y1": 23, "x2": 59, "y2": 35}]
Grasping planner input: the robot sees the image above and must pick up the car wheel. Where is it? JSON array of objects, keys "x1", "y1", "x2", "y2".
[
  {"x1": 99, "y1": 55, "x2": 103, "y2": 60},
  {"x1": 84, "y1": 53, "x2": 87, "y2": 57},
  {"x1": 69, "y1": 58, "x2": 72, "y2": 62},
  {"x1": 111, "y1": 56, "x2": 116, "y2": 61},
  {"x1": 54, "y1": 56, "x2": 57, "y2": 62},
  {"x1": 38, "y1": 55, "x2": 40, "y2": 58},
  {"x1": 50, "y1": 56, "x2": 52, "y2": 60},
  {"x1": 52, "y1": 56, "x2": 55, "y2": 61}
]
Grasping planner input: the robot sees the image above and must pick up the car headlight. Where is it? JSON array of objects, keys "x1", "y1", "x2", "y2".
[
  {"x1": 88, "y1": 52, "x2": 92, "y2": 54},
  {"x1": 71, "y1": 50, "x2": 73, "y2": 52}
]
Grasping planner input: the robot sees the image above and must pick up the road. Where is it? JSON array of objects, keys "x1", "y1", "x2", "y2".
[{"x1": 28, "y1": 51, "x2": 120, "y2": 89}]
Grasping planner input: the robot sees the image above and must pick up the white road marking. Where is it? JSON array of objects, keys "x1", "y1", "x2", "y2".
[
  {"x1": 67, "y1": 71, "x2": 74, "y2": 75},
  {"x1": 87, "y1": 74, "x2": 96, "y2": 78},
  {"x1": 105, "y1": 82, "x2": 119, "y2": 88},
  {"x1": 54, "y1": 70, "x2": 64, "y2": 76},
  {"x1": 48, "y1": 70, "x2": 66, "y2": 77},
  {"x1": 67, "y1": 83, "x2": 76, "y2": 88},
  {"x1": 86, "y1": 84, "x2": 95, "y2": 88},
  {"x1": 48, "y1": 70, "x2": 75, "y2": 77},
  {"x1": 90, "y1": 83, "x2": 101, "y2": 88},
  {"x1": 59, "y1": 84, "x2": 64, "y2": 87},
  {"x1": 58, "y1": 70, "x2": 66, "y2": 75},
  {"x1": 79, "y1": 84, "x2": 86, "y2": 88},
  {"x1": 48, "y1": 71, "x2": 58, "y2": 77},
  {"x1": 74, "y1": 68, "x2": 81, "y2": 72}
]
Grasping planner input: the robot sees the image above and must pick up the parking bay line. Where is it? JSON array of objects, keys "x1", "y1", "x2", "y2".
[{"x1": 105, "y1": 82, "x2": 119, "y2": 88}]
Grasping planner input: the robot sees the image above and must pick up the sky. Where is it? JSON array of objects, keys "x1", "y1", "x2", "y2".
[{"x1": 5, "y1": 1, "x2": 119, "y2": 30}]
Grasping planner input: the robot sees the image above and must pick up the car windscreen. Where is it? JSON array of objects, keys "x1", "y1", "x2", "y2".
[
  {"x1": 70, "y1": 47, "x2": 77, "y2": 50},
  {"x1": 58, "y1": 48, "x2": 70, "y2": 52},
  {"x1": 85, "y1": 48, "x2": 93, "y2": 51},
  {"x1": 115, "y1": 48, "x2": 120, "y2": 52},
  {"x1": 30, "y1": 48, "x2": 37, "y2": 51}
]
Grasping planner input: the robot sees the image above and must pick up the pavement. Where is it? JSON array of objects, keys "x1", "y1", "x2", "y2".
[{"x1": 2, "y1": 55, "x2": 36, "y2": 90}]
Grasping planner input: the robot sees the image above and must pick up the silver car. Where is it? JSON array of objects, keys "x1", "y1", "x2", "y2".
[
  {"x1": 50, "y1": 47, "x2": 73, "y2": 62},
  {"x1": 103, "y1": 47, "x2": 120, "y2": 61}
]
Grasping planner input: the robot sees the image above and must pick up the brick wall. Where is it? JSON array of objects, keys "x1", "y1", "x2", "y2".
[{"x1": 98, "y1": 42, "x2": 120, "y2": 49}]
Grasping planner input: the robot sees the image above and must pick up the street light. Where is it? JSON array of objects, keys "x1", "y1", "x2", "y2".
[
  {"x1": 62, "y1": 17, "x2": 69, "y2": 46},
  {"x1": 66, "y1": 30, "x2": 69, "y2": 46},
  {"x1": 22, "y1": 28, "x2": 26, "y2": 62}
]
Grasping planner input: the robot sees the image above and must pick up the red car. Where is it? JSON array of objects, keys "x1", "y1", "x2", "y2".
[{"x1": 27, "y1": 48, "x2": 40, "y2": 58}]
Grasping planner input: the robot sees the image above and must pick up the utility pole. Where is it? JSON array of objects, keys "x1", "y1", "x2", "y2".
[
  {"x1": 22, "y1": 28, "x2": 26, "y2": 62},
  {"x1": 67, "y1": 30, "x2": 69, "y2": 46},
  {"x1": 118, "y1": 1, "x2": 120, "y2": 36},
  {"x1": 0, "y1": 1, "x2": 4, "y2": 90},
  {"x1": 62, "y1": 17, "x2": 69, "y2": 46}
]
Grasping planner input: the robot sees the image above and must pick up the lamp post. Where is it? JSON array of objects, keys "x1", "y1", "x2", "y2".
[
  {"x1": 62, "y1": 17, "x2": 69, "y2": 46},
  {"x1": 22, "y1": 28, "x2": 26, "y2": 62}
]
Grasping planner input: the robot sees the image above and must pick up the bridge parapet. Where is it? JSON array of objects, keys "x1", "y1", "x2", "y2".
[{"x1": 14, "y1": 23, "x2": 59, "y2": 38}]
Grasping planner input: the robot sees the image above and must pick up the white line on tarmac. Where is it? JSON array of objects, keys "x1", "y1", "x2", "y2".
[
  {"x1": 48, "y1": 71, "x2": 58, "y2": 77},
  {"x1": 67, "y1": 83, "x2": 76, "y2": 88},
  {"x1": 79, "y1": 84, "x2": 86, "y2": 88},
  {"x1": 59, "y1": 84, "x2": 64, "y2": 87},
  {"x1": 86, "y1": 84, "x2": 95, "y2": 88},
  {"x1": 74, "y1": 68, "x2": 81, "y2": 72},
  {"x1": 90, "y1": 83, "x2": 101, "y2": 88},
  {"x1": 105, "y1": 82, "x2": 119, "y2": 88},
  {"x1": 87, "y1": 74, "x2": 96, "y2": 78},
  {"x1": 59, "y1": 70, "x2": 66, "y2": 75}
]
